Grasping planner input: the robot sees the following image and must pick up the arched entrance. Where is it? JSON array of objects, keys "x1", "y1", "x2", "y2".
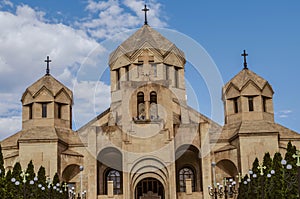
[{"x1": 135, "y1": 178, "x2": 164, "y2": 199}]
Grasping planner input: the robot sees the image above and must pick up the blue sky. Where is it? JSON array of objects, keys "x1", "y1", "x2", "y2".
[{"x1": 0, "y1": 0, "x2": 299, "y2": 139}]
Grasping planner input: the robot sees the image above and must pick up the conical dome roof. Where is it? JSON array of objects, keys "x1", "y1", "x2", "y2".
[
  {"x1": 109, "y1": 25, "x2": 185, "y2": 68},
  {"x1": 21, "y1": 74, "x2": 72, "y2": 103},
  {"x1": 223, "y1": 68, "x2": 273, "y2": 92}
]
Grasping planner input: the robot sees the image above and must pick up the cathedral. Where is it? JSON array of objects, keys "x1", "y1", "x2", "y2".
[{"x1": 1, "y1": 13, "x2": 300, "y2": 199}]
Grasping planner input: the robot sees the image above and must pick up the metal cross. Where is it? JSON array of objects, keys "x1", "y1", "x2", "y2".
[
  {"x1": 46, "y1": 177, "x2": 52, "y2": 187},
  {"x1": 223, "y1": 177, "x2": 227, "y2": 186},
  {"x1": 142, "y1": 5, "x2": 149, "y2": 25},
  {"x1": 63, "y1": 182, "x2": 68, "y2": 191},
  {"x1": 236, "y1": 172, "x2": 243, "y2": 183},
  {"x1": 241, "y1": 50, "x2": 248, "y2": 69},
  {"x1": 44, "y1": 56, "x2": 52, "y2": 75},
  {"x1": 20, "y1": 170, "x2": 29, "y2": 184},
  {"x1": 293, "y1": 150, "x2": 300, "y2": 167},
  {"x1": 257, "y1": 164, "x2": 266, "y2": 176}
]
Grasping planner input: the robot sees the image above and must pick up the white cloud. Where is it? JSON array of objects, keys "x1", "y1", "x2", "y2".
[
  {"x1": 276, "y1": 110, "x2": 292, "y2": 119},
  {"x1": 0, "y1": 1, "x2": 167, "y2": 140},
  {"x1": 123, "y1": 0, "x2": 166, "y2": 27},
  {"x1": 80, "y1": 0, "x2": 167, "y2": 40},
  {"x1": 15, "y1": 4, "x2": 45, "y2": 21},
  {"x1": 0, "y1": 116, "x2": 21, "y2": 140},
  {"x1": 86, "y1": 0, "x2": 115, "y2": 13},
  {"x1": 0, "y1": 5, "x2": 104, "y2": 140},
  {"x1": 73, "y1": 80, "x2": 111, "y2": 129},
  {"x1": 0, "y1": 0, "x2": 13, "y2": 8},
  {"x1": 279, "y1": 110, "x2": 292, "y2": 114}
]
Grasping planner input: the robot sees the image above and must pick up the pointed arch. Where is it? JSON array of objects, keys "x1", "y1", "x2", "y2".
[
  {"x1": 55, "y1": 88, "x2": 73, "y2": 104},
  {"x1": 32, "y1": 86, "x2": 54, "y2": 101},
  {"x1": 223, "y1": 82, "x2": 240, "y2": 100},
  {"x1": 240, "y1": 79, "x2": 262, "y2": 95},
  {"x1": 262, "y1": 82, "x2": 274, "y2": 98},
  {"x1": 21, "y1": 89, "x2": 33, "y2": 105}
]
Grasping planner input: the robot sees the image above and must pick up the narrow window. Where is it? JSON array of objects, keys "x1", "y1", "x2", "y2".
[
  {"x1": 137, "y1": 92, "x2": 145, "y2": 119},
  {"x1": 175, "y1": 67, "x2": 179, "y2": 88},
  {"x1": 166, "y1": 65, "x2": 169, "y2": 80},
  {"x1": 151, "y1": 63, "x2": 157, "y2": 77},
  {"x1": 116, "y1": 69, "x2": 120, "y2": 90},
  {"x1": 29, "y1": 103, "x2": 33, "y2": 119},
  {"x1": 137, "y1": 62, "x2": 143, "y2": 78},
  {"x1": 179, "y1": 167, "x2": 195, "y2": 192},
  {"x1": 57, "y1": 103, "x2": 62, "y2": 119},
  {"x1": 42, "y1": 103, "x2": 47, "y2": 118},
  {"x1": 150, "y1": 91, "x2": 158, "y2": 120},
  {"x1": 248, "y1": 97, "x2": 254, "y2": 112},
  {"x1": 70, "y1": 106, "x2": 72, "y2": 127},
  {"x1": 125, "y1": 65, "x2": 129, "y2": 81},
  {"x1": 233, "y1": 97, "x2": 239, "y2": 113},
  {"x1": 262, "y1": 96, "x2": 267, "y2": 112}
]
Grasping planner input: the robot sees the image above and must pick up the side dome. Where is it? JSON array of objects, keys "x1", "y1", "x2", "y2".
[
  {"x1": 222, "y1": 68, "x2": 274, "y2": 124},
  {"x1": 21, "y1": 74, "x2": 72, "y2": 103},
  {"x1": 21, "y1": 74, "x2": 73, "y2": 129}
]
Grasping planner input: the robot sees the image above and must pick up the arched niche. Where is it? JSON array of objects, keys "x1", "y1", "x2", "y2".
[
  {"x1": 215, "y1": 159, "x2": 238, "y2": 183},
  {"x1": 62, "y1": 164, "x2": 80, "y2": 182},
  {"x1": 97, "y1": 147, "x2": 123, "y2": 195},
  {"x1": 175, "y1": 144, "x2": 202, "y2": 192}
]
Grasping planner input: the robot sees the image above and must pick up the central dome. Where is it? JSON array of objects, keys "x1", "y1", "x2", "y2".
[{"x1": 109, "y1": 25, "x2": 185, "y2": 69}]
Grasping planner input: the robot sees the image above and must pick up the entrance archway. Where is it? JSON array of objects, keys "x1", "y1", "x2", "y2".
[{"x1": 135, "y1": 178, "x2": 164, "y2": 199}]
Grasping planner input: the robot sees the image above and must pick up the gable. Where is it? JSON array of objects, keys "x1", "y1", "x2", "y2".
[
  {"x1": 224, "y1": 83, "x2": 240, "y2": 99},
  {"x1": 110, "y1": 54, "x2": 131, "y2": 71},
  {"x1": 33, "y1": 86, "x2": 54, "y2": 102},
  {"x1": 21, "y1": 90, "x2": 33, "y2": 105},
  {"x1": 262, "y1": 83, "x2": 274, "y2": 98},
  {"x1": 55, "y1": 88, "x2": 72, "y2": 104},
  {"x1": 109, "y1": 45, "x2": 128, "y2": 66},
  {"x1": 164, "y1": 52, "x2": 185, "y2": 68},
  {"x1": 241, "y1": 80, "x2": 261, "y2": 96},
  {"x1": 131, "y1": 43, "x2": 164, "y2": 63}
]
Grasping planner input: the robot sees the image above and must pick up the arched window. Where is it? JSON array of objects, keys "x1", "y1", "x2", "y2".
[
  {"x1": 179, "y1": 167, "x2": 195, "y2": 192},
  {"x1": 137, "y1": 92, "x2": 145, "y2": 119},
  {"x1": 105, "y1": 169, "x2": 121, "y2": 195},
  {"x1": 150, "y1": 91, "x2": 158, "y2": 120}
]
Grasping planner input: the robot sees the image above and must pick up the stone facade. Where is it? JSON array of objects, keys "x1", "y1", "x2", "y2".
[{"x1": 1, "y1": 24, "x2": 300, "y2": 199}]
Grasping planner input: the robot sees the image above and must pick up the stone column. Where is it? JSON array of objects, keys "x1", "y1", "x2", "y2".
[
  {"x1": 179, "y1": 69, "x2": 185, "y2": 89},
  {"x1": 185, "y1": 178, "x2": 192, "y2": 195},
  {"x1": 87, "y1": 127, "x2": 97, "y2": 199},
  {"x1": 145, "y1": 100, "x2": 150, "y2": 120},
  {"x1": 107, "y1": 181, "x2": 114, "y2": 198},
  {"x1": 169, "y1": 66, "x2": 175, "y2": 87},
  {"x1": 200, "y1": 122, "x2": 212, "y2": 199},
  {"x1": 168, "y1": 147, "x2": 177, "y2": 199},
  {"x1": 120, "y1": 67, "x2": 126, "y2": 81},
  {"x1": 111, "y1": 70, "x2": 117, "y2": 91}
]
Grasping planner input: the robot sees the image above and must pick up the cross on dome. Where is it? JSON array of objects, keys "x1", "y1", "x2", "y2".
[
  {"x1": 241, "y1": 50, "x2": 248, "y2": 69},
  {"x1": 44, "y1": 56, "x2": 52, "y2": 75},
  {"x1": 142, "y1": 5, "x2": 149, "y2": 25}
]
